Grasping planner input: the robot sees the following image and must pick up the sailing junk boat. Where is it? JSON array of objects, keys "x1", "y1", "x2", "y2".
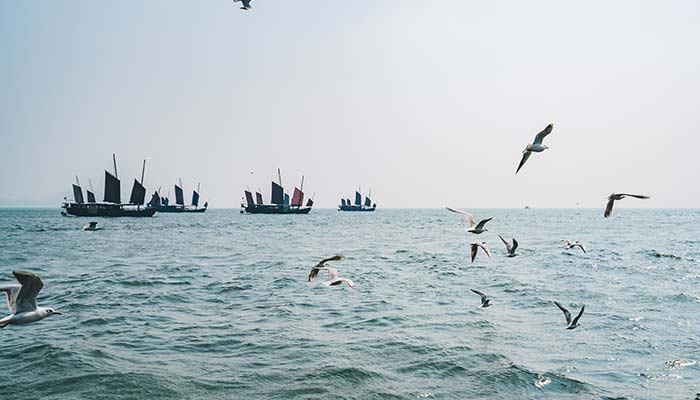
[
  {"x1": 61, "y1": 155, "x2": 157, "y2": 217},
  {"x1": 339, "y1": 189, "x2": 376, "y2": 212},
  {"x1": 242, "y1": 169, "x2": 313, "y2": 214},
  {"x1": 153, "y1": 180, "x2": 208, "y2": 213}
]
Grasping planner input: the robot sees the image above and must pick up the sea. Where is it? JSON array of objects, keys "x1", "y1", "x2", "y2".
[{"x1": 0, "y1": 208, "x2": 698, "y2": 400}]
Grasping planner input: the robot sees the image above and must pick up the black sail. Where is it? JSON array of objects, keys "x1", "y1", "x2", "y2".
[
  {"x1": 255, "y1": 192, "x2": 263, "y2": 205},
  {"x1": 103, "y1": 171, "x2": 121, "y2": 203},
  {"x1": 86, "y1": 190, "x2": 96, "y2": 203},
  {"x1": 364, "y1": 196, "x2": 371, "y2": 207},
  {"x1": 355, "y1": 192, "x2": 362, "y2": 205},
  {"x1": 244, "y1": 190, "x2": 255, "y2": 206},
  {"x1": 175, "y1": 185, "x2": 184, "y2": 205},
  {"x1": 192, "y1": 191, "x2": 200, "y2": 207},
  {"x1": 129, "y1": 179, "x2": 146, "y2": 205},
  {"x1": 72, "y1": 184, "x2": 84, "y2": 204},
  {"x1": 271, "y1": 181, "x2": 284, "y2": 205}
]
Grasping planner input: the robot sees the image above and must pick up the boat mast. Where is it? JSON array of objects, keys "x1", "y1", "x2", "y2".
[
  {"x1": 113, "y1": 153, "x2": 118, "y2": 178},
  {"x1": 75, "y1": 175, "x2": 81, "y2": 187},
  {"x1": 88, "y1": 179, "x2": 94, "y2": 192},
  {"x1": 300, "y1": 175, "x2": 304, "y2": 192},
  {"x1": 141, "y1": 159, "x2": 146, "y2": 185},
  {"x1": 278, "y1": 168, "x2": 282, "y2": 187},
  {"x1": 197, "y1": 182, "x2": 201, "y2": 194}
]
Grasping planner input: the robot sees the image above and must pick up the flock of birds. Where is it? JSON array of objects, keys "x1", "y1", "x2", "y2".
[
  {"x1": 1, "y1": 123, "x2": 650, "y2": 332},
  {"x1": 303, "y1": 123, "x2": 650, "y2": 331}
]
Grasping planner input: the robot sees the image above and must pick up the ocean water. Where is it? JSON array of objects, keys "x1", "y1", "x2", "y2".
[{"x1": 0, "y1": 208, "x2": 699, "y2": 400}]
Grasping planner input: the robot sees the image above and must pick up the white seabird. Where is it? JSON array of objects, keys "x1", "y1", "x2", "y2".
[
  {"x1": 498, "y1": 235, "x2": 518, "y2": 257},
  {"x1": 554, "y1": 301, "x2": 585, "y2": 330},
  {"x1": 515, "y1": 123, "x2": 553, "y2": 174},
  {"x1": 82, "y1": 221, "x2": 101, "y2": 231},
  {"x1": 0, "y1": 270, "x2": 62, "y2": 328},
  {"x1": 470, "y1": 242, "x2": 491, "y2": 263},
  {"x1": 604, "y1": 193, "x2": 650, "y2": 218},
  {"x1": 445, "y1": 207, "x2": 493, "y2": 234},
  {"x1": 470, "y1": 289, "x2": 491, "y2": 307},
  {"x1": 561, "y1": 240, "x2": 586, "y2": 253},
  {"x1": 233, "y1": 0, "x2": 252, "y2": 10},
  {"x1": 308, "y1": 256, "x2": 354, "y2": 288}
]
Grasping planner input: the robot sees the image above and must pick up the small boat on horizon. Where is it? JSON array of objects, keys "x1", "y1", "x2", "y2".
[
  {"x1": 242, "y1": 169, "x2": 313, "y2": 214},
  {"x1": 62, "y1": 154, "x2": 156, "y2": 217},
  {"x1": 339, "y1": 189, "x2": 376, "y2": 212},
  {"x1": 152, "y1": 179, "x2": 208, "y2": 213}
]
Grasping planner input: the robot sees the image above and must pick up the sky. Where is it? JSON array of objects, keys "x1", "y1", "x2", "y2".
[{"x1": 1, "y1": 0, "x2": 699, "y2": 208}]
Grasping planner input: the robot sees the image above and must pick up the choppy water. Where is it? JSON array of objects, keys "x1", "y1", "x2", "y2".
[{"x1": 1, "y1": 208, "x2": 699, "y2": 399}]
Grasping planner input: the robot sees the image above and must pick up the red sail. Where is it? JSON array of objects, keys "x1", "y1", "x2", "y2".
[{"x1": 291, "y1": 187, "x2": 304, "y2": 207}]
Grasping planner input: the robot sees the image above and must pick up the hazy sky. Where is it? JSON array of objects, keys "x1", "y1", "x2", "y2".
[{"x1": 1, "y1": 1, "x2": 699, "y2": 208}]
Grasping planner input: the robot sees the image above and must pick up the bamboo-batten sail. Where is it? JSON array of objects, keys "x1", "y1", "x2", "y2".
[
  {"x1": 255, "y1": 191, "x2": 263, "y2": 205},
  {"x1": 364, "y1": 196, "x2": 372, "y2": 207},
  {"x1": 271, "y1": 181, "x2": 284, "y2": 205},
  {"x1": 244, "y1": 190, "x2": 255, "y2": 206},
  {"x1": 291, "y1": 187, "x2": 304, "y2": 207},
  {"x1": 175, "y1": 185, "x2": 184, "y2": 205},
  {"x1": 73, "y1": 184, "x2": 84, "y2": 204},
  {"x1": 354, "y1": 191, "x2": 362, "y2": 206},
  {"x1": 103, "y1": 171, "x2": 121, "y2": 204},
  {"x1": 341, "y1": 199, "x2": 347, "y2": 206},
  {"x1": 86, "y1": 190, "x2": 96, "y2": 203},
  {"x1": 192, "y1": 191, "x2": 200, "y2": 207},
  {"x1": 129, "y1": 179, "x2": 146, "y2": 205}
]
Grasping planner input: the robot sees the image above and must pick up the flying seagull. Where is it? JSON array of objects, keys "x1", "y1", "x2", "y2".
[
  {"x1": 308, "y1": 256, "x2": 354, "y2": 288},
  {"x1": 561, "y1": 240, "x2": 586, "y2": 253},
  {"x1": 470, "y1": 242, "x2": 492, "y2": 263},
  {"x1": 604, "y1": 193, "x2": 650, "y2": 218},
  {"x1": 498, "y1": 235, "x2": 518, "y2": 257},
  {"x1": 554, "y1": 301, "x2": 585, "y2": 330},
  {"x1": 471, "y1": 289, "x2": 491, "y2": 307},
  {"x1": 445, "y1": 207, "x2": 493, "y2": 234},
  {"x1": 515, "y1": 123, "x2": 554, "y2": 174},
  {"x1": 0, "y1": 270, "x2": 61, "y2": 328},
  {"x1": 233, "y1": 0, "x2": 252, "y2": 10}
]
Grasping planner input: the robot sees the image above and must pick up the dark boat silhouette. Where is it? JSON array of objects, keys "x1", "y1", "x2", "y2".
[
  {"x1": 242, "y1": 169, "x2": 313, "y2": 214},
  {"x1": 152, "y1": 179, "x2": 207, "y2": 213},
  {"x1": 62, "y1": 154, "x2": 156, "y2": 217},
  {"x1": 339, "y1": 189, "x2": 376, "y2": 212}
]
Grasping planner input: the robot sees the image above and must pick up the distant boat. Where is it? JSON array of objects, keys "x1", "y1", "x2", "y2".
[
  {"x1": 339, "y1": 189, "x2": 376, "y2": 212},
  {"x1": 62, "y1": 155, "x2": 156, "y2": 217},
  {"x1": 242, "y1": 169, "x2": 313, "y2": 214},
  {"x1": 153, "y1": 179, "x2": 207, "y2": 213}
]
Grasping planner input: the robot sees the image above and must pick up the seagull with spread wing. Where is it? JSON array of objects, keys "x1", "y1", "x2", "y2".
[
  {"x1": 308, "y1": 256, "x2": 354, "y2": 288},
  {"x1": 604, "y1": 193, "x2": 650, "y2": 218},
  {"x1": 498, "y1": 235, "x2": 518, "y2": 257},
  {"x1": 515, "y1": 123, "x2": 554, "y2": 174},
  {"x1": 470, "y1": 242, "x2": 492, "y2": 263},
  {"x1": 554, "y1": 301, "x2": 585, "y2": 330},
  {"x1": 471, "y1": 289, "x2": 491, "y2": 308},
  {"x1": 561, "y1": 240, "x2": 586, "y2": 253},
  {"x1": 445, "y1": 207, "x2": 493, "y2": 234},
  {"x1": 1, "y1": 270, "x2": 62, "y2": 328}
]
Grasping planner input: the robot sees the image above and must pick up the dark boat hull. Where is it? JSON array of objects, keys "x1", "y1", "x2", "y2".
[
  {"x1": 242, "y1": 204, "x2": 311, "y2": 214},
  {"x1": 339, "y1": 205, "x2": 376, "y2": 212},
  {"x1": 62, "y1": 202, "x2": 156, "y2": 217},
  {"x1": 156, "y1": 205, "x2": 207, "y2": 213}
]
